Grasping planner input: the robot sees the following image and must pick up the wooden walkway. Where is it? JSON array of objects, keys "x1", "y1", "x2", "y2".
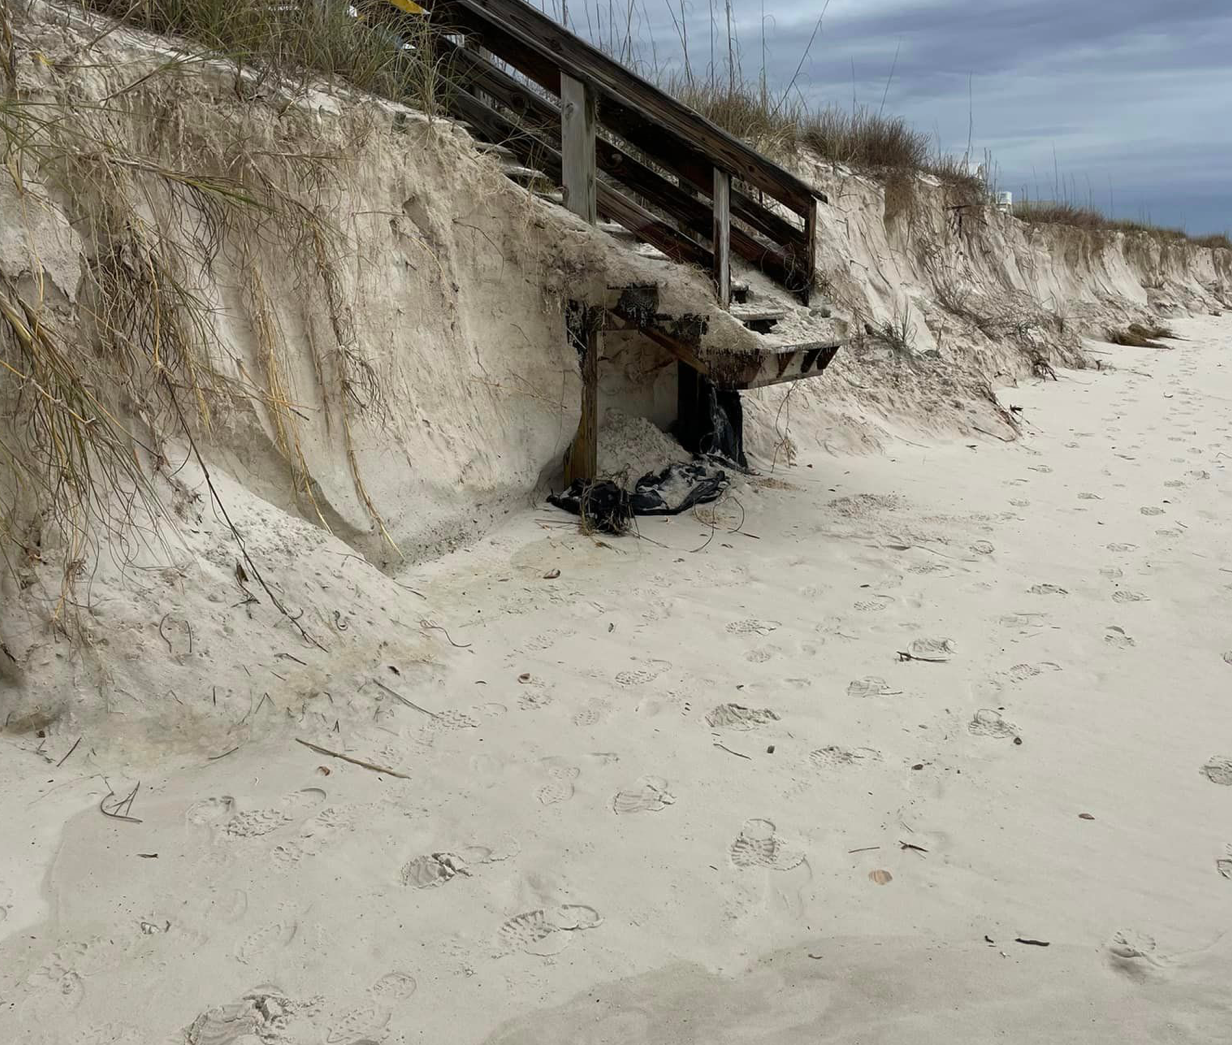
[{"x1": 378, "y1": 0, "x2": 842, "y2": 477}]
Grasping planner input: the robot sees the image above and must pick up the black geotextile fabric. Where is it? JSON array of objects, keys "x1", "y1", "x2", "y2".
[{"x1": 548, "y1": 462, "x2": 730, "y2": 534}]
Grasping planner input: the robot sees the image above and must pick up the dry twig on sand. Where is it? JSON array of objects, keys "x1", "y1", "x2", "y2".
[{"x1": 295, "y1": 738, "x2": 410, "y2": 778}]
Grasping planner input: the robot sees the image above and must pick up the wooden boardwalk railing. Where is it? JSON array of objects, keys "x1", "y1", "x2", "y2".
[{"x1": 385, "y1": 0, "x2": 821, "y2": 307}]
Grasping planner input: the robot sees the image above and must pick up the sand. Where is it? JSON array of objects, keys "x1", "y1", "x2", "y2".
[{"x1": 2, "y1": 314, "x2": 1230, "y2": 1043}]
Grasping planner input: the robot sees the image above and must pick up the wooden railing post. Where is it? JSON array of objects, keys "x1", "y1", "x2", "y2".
[
  {"x1": 560, "y1": 73, "x2": 599, "y2": 483},
  {"x1": 560, "y1": 73, "x2": 597, "y2": 223},
  {"x1": 800, "y1": 196, "x2": 817, "y2": 305},
  {"x1": 712, "y1": 168, "x2": 731, "y2": 308}
]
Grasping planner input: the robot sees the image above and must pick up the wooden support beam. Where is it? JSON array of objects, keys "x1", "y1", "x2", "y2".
[
  {"x1": 712, "y1": 168, "x2": 731, "y2": 308},
  {"x1": 556, "y1": 76, "x2": 599, "y2": 483},
  {"x1": 799, "y1": 198, "x2": 818, "y2": 305},
  {"x1": 560, "y1": 73, "x2": 597, "y2": 223},
  {"x1": 563, "y1": 304, "x2": 600, "y2": 483}
]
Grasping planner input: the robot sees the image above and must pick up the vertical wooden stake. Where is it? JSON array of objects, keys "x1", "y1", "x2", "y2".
[
  {"x1": 563, "y1": 304, "x2": 599, "y2": 484},
  {"x1": 560, "y1": 73, "x2": 597, "y2": 223},
  {"x1": 800, "y1": 196, "x2": 818, "y2": 305},
  {"x1": 560, "y1": 74, "x2": 599, "y2": 483},
  {"x1": 464, "y1": 35, "x2": 495, "y2": 107},
  {"x1": 712, "y1": 168, "x2": 731, "y2": 308}
]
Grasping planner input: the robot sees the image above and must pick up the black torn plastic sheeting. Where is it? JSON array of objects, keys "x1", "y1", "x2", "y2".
[
  {"x1": 548, "y1": 462, "x2": 730, "y2": 535},
  {"x1": 676, "y1": 366, "x2": 748, "y2": 470}
]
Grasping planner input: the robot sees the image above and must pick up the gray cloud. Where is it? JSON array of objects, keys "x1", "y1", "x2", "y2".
[{"x1": 610, "y1": 0, "x2": 1232, "y2": 233}]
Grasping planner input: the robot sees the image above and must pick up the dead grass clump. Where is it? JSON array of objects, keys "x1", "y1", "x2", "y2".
[
  {"x1": 1193, "y1": 232, "x2": 1232, "y2": 250},
  {"x1": 86, "y1": 0, "x2": 442, "y2": 110},
  {"x1": 1105, "y1": 322, "x2": 1177, "y2": 349},
  {"x1": 0, "y1": 51, "x2": 398, "y2": 627}
]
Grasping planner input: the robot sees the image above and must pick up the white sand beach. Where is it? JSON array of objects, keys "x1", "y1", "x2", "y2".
[{"x1": 3, "y1": 315, "x2": 1230, "y2": 1044}]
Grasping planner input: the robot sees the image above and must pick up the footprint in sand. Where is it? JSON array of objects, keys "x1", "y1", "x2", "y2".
[
  {"x1": 1222, "y1": 652, "x2": 1232, "y2": 667},
  {"x1": 1163, "y1": 479, "x2": 1186, "y2": 488},
  {"x1": 1100, "y1": 566, "x2": 1124, "y2": 580},
  {"x1": 494, "y1": 905, "x2": 602, "y2": 957},
  {"x1": 613, "y1": 776, "x2": 675, "y2": 813},
  {"x1": 1189, "y1": 470, "x2": 1211, "y2": 479},
  {"x1": 744, "y1": 647, "x2": 774, "y2": 664},
  {"x1": 853, "y1": 598, "x2": 890, "y2": 611},
  {"x1": 970, "y1": 540, "x2": 995, "y2": 555},
  {"x1": 324, "y1": 1003, "x2": 393, "y2": 1043},
  {"x1": 1106, "y1": 930, "x2": 1173, "y2": 981},
  {"x1": 1200, "y1": 757, "x2": 1232, "y2": 786},
  {"x1": 808, "y1": 745, "x2": 882, "y2": 769},
  {"x1": 536, "y1": 757, "x2": 580, "y2": 805},
  {"x1": 706, "y1": 703, "x2": 779, "y2": 729},
  {"x1": 729, "y1": 818, "x2": 804, "y2": 870},
  {"x1": 518, "y1": 687, "x2": 554, "y2": 710},
  {"x1": 1005, "y1": 662, "x2": 1061, "y2": 681},
  {"x1": 184, "y1": 987, "x2": 312, "y2": 1045},
  {"x1": 999, "y1": 613, "x2": 1047, "y2": 629},
  {"x1": 235, "y1": 920, "x2": 298, "y2": 965},
  {"x1": 1028, "y1": 583, "x2": 1068, "y2": 595},
  {"x1": 571, "y1": 698, "x2": 610, "y2": 726},
  {"x1": 1105, "y1": 626, "x2": 1135, "y2": 649},
  {"x1": 906, "y1": 637, "x2": 957, "y2": 660},
  {"x1": 185, "y1": 795, "x2": 237, "y2": 827},
  {"x1": 1028, "y1": 465, "x2": 1053, "y2": 474},
  {"x1": 1009, "y1": 499, "x2": 1030, "y2": 508},
  {"x1": 614, "y1": 659, "x2": 670, "y2": 686},
  {"x1": 1078, "y1": 492, "x2": 1103, "y2": 500},
  {"x1": 417, "y1": 708, "x2": 481, "y2": 746},
  {"x1": 968, "y1": 709, "x2": 1019, "y2": 740},
  {"x1": 1140, "y1": 506, "x2": 1165, "y2": 516},
  {"x1": 726, "y1": 619, "x2": 781, "y2": 636},
  {"x1": 1112, "y1": 590, "x2": 1150, "y2": 604},
  {"x1": 1106, "y1": 542, "x2": 1138, "y2": 553},
  {"x1": 1216, "y1": 846, "x2": 1232, "y2": 880},
  {"x1": 368, "y1": 971, "x2": 418, "y2": 1003},
  {"x1": 401, "y1": 845, "x2": 495, "y2": 888},
  {"x1": 847, "y1": 677, "x2": 901, "y2": 698},
  {"x1": 223, "y1": 789, "x2": 326, "y2": 839}
]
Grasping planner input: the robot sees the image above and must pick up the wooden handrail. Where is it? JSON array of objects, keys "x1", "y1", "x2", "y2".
[
  {"x1": 433, "y1": 8, "x2": 807, "y2": 248},
  {"x1": 385, "y1": 0, "x2": 819, "y2": 301},
  {"x1": 424, "y1": 0, "x2": 818, "y2": 217},
  {"x1": 440, "y1": 40, "x2": 805, "y2": 291}
]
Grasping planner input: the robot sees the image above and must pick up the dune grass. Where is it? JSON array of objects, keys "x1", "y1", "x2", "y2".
[
  {"x1": 665, "y1": 77, "x2": 985, "y2": 198},
  {"x1": 1013, "y1": 201, "x2": 1228, "y2": 250},
  {"x1": 85, "y1": 0, "x2": 441, "y2": 107}
]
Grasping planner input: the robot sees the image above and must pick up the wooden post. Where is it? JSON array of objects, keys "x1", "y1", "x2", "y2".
[
  {"x1": 463, "y1": 36, "x2": 495, "y2": 107},
  {"x1": 563, "y1": 304, "x2": 599, "y2": 484},
  {"x1": 712, "y1": 168, "x2": 731, "y2": 308},
  {"x1": 560, "y1": 73, "x2": 597, "y2": 223},
  {"x1": 800, "y1": 196, "x2": 817, "y2": 305},
  {"x1": 560, "y1": 74, "x2": 600, "y2": 483}
]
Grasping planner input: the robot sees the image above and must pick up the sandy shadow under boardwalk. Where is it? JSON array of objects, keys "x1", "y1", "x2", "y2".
[{"x1": 483, "y1": 932, "x2": 1232, "y2": 1045}]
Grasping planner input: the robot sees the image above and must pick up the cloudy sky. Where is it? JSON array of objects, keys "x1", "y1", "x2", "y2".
[{"x1": 578, "y1": 0, "x2": 1232, "y2": 234}]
